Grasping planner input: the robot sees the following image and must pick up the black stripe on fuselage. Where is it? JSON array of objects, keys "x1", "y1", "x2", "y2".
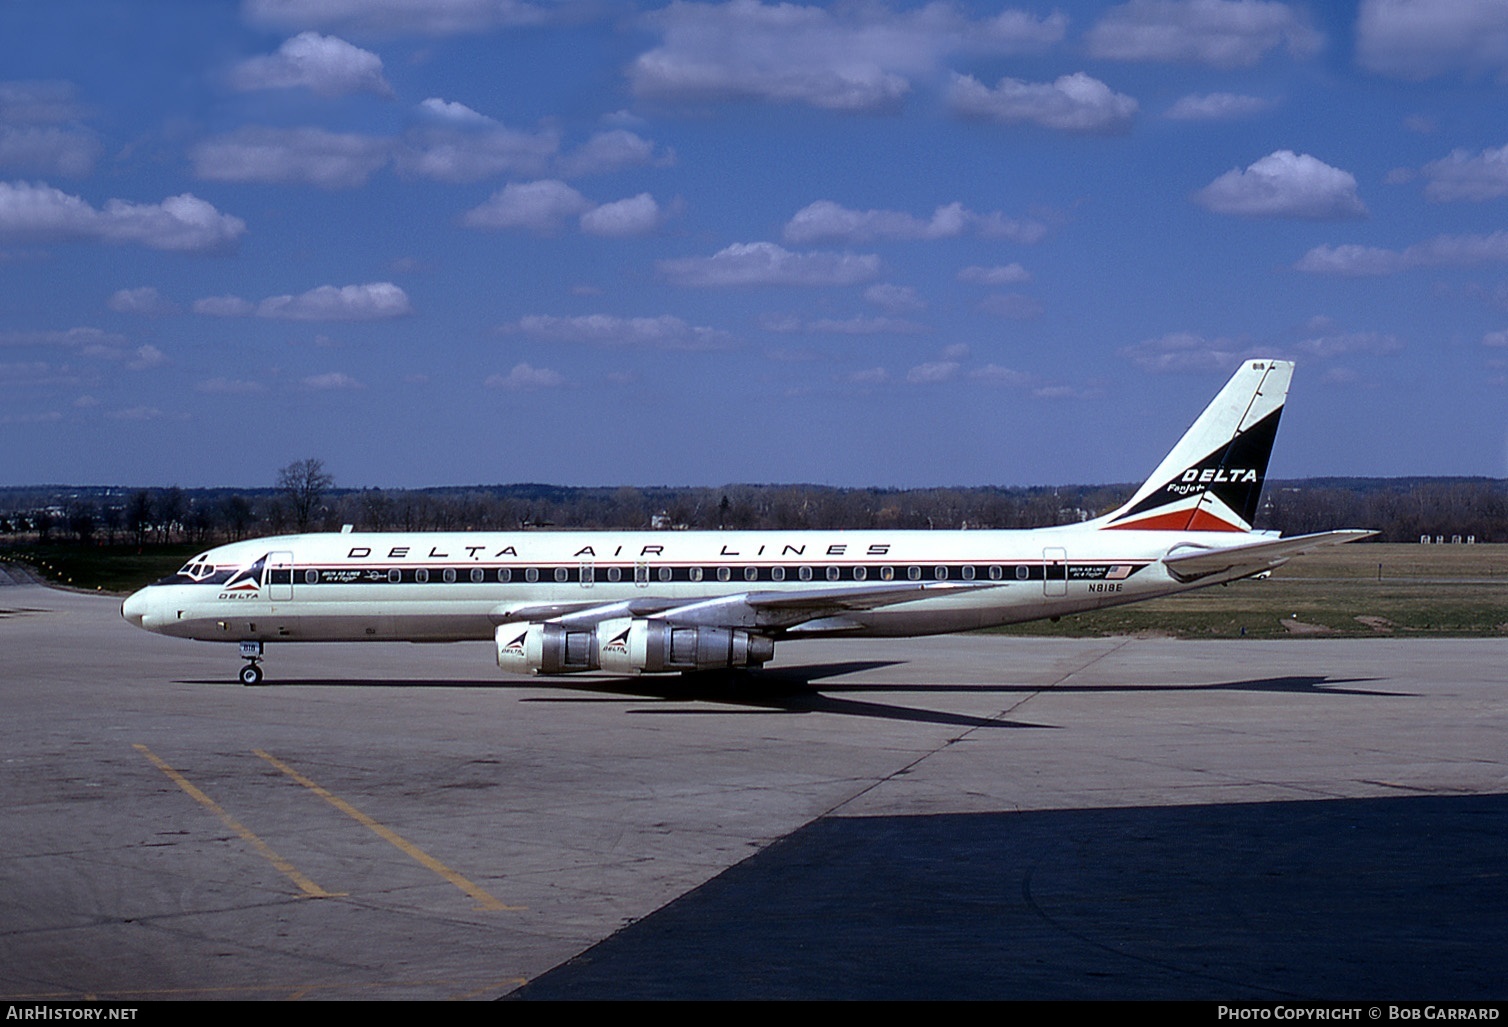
[{"x1": 236, "y1": 561, "x2": 1154, "y2": 588}]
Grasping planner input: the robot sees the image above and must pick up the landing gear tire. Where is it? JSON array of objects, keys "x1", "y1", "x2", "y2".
[{"x1": 239, "y1": 662, "x2": 264, "y2": 686}]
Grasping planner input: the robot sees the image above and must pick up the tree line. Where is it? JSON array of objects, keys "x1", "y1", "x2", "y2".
[{"x1": 2, "y1": 462, "x2": 1504, "y2": 546}]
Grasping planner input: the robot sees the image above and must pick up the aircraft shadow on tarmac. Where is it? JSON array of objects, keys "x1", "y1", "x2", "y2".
[{"x1": 175, "y1": 661, "x2": 1399, "y2": 731}]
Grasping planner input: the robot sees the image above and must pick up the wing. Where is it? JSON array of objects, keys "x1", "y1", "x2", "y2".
[
  {"x1": 1161, "y1": 529, "x2": 1375, "y2": 582},
  {"x1": 490, "y1": 580, "x2": 990, "y2": 634}
]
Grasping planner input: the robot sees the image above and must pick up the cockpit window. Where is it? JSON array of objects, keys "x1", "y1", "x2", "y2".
[{"x1": 177, "y1": 555, "x2": 217, "y2": 581}]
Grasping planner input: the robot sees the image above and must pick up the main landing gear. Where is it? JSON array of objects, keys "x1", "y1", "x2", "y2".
[{"x1": 238, "y1": 640, "x2": 265, "y2": 686}]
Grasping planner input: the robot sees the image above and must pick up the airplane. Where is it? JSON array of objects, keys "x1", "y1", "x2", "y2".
[{"x1": 122, "y1": 359, "x2": 1373, "y2": 686}]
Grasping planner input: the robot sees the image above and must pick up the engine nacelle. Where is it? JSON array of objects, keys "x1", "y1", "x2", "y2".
[
  {"x1": 496, "y1": 618, "x2": 775, "y2": 675},
  {"x1": 495, "y1": 622, "x2": 599, "y2": 675},
  {"x1": 596, "y1": 617, "x2": 774, "y2": 674}
]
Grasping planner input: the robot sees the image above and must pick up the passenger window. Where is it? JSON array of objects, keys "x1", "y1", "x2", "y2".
[
  {"x1": 962, "y1": 566, "x2": 975, "y2": 580},
  {"x1": 470, "y1": 568, "x2": 484, "y2": 583},
  {"x1": 525, "y1": 568, "x2": 538, "y2": 583},
  {"x1": 554, "y1": 567, "x2": 569, "y2": 583},
  {"x1": 880, "y1": 566, "x2": 894, "y2": 581},
  {"x1": 657, "y1": 566, "x2": 672, "y2": 582},
  {"x1": 771, "y1": 567, "x2": 785, "y2": 582},
  {"x1": 1016, "y1": 565, "x2": 1029, "y2": 580},
  {"x1": 744, "y1": 566, "x2": 758, "y2": 581},
  {"x1": 416, "y1": 568, "x2": 429, "y2": 583},
  {"x1": 798, "y1": 566, "x2": 813, "y2": 581},
  {"x1": 717, "y1": 567, "x2": 731, "y2": 582},
  {"x1": 988, "y1": 565, "x2": 1002, "y2": 581},
  {"x1": 606, "y1": 567, "x2": 621, "y2": 583},
  {"x1": 934, "y1": 566, "x2": 948, "y2": 580},
  {"x1": 826, "y1": 566, "x2": 840, "y2": 581},
  {"x1": 853, "y1": 566, "x2": 867, "y2": 581},
  {"x1": 498, "y1": 568, "x2": 512, "y2": 582},
  {"x1": 305, "y1": 569, "x2": 319, "y2": 584},
  {"x1": 443, "y1": 568, "x2": 457, "y2": 583},
  {"x1": 388, "y1": 569, "x2": 401, "y2": 583},
  {"x1": 907, "y1": 566, "x2": 921, "y2": 581},
  {"x1": 689, "y1": 567, "x2": 703, "y2": 582}
]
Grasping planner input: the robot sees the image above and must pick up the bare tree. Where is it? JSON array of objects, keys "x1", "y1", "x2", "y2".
[{"x1": 277, "y1": 459, "x2": 334, "y2": 533}]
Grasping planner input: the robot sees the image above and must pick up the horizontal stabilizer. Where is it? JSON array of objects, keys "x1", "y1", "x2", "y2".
[{"x1": 1161, "y1": 530, "x2": 1376, "y2": 582}]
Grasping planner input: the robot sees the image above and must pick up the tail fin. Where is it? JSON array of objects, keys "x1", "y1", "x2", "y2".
[{"x1": 1097, "y1": 359, "x2": 1291, "y2": 533}]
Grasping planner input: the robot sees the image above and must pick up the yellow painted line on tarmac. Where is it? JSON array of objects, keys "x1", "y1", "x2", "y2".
[
  {"x1": 252, "y1": 749, "x2": 522, "y2": 912},
  {"x1": 133, "y1": 743, "x2": 340, "y2": 900}
]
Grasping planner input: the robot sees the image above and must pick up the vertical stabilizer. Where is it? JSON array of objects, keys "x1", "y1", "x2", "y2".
[{"x1": 1097, "y1": 359, "x2": 1291, "y2": 532}]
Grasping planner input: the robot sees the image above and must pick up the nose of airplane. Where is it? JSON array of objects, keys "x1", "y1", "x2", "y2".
[{"x1": 121, "y1": 589, "x2": 148, "y2": 629}]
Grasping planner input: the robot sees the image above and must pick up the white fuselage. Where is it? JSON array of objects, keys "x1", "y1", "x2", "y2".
[{"x1": 122, "y1": 524, "x2": 1264, "y2": 646}]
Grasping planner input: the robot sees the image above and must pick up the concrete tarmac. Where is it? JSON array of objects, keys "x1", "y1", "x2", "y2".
[{"x1": 1, "y1": 578, "x2": 1504, "y2": 1000}]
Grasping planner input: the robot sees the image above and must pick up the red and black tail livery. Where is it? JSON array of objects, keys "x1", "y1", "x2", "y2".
[{"x1": 1096, "y1": 360, "x2": 1290, "y2": 533}]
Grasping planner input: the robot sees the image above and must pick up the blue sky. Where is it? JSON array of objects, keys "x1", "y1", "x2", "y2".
[{"x1": 3, "y1": 0, "x2": 1507, "y2": 489}]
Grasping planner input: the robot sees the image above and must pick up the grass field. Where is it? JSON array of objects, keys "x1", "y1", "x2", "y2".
[
  {"x1": 989, "y1": 543, "x2": 1508, "y2": 639},
  {"x1": 4, "y1": 540, "x2": 1505, "y2": 639},
  {"x1": 0, "y1": 542, "x2": 201, "y2": 595}
]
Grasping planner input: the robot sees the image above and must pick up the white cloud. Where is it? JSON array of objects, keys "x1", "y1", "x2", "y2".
[
  {"x1": 258, "y1": 283, "x2": 413, "y2": 321},
  {"x1": 864, "y1": 283, "x2": 924, "y2": 313},
  {"x1": 657, "y1": 241, "x2": 881, "y2": 287},
  {"x1": 0, "y1": 82, "x2": 98, "y2": 177},
  {"x1": 1086, "y1": 0, "x2": 1322, "y2": 67},
  {"x1": 398, "y1": 111, "x2": 558, "y2": 182},
  {"x1": 761, "y1": 314, "x2": 926, "y2": 335},
  {"x1": 580, "y1": 193, "x2": 661, "y2": 237},
  {"x1": 1484, "y1": 330, "x2": 1508, "y2": 348},
  {"x1": 1295, "y1": 231, "x2": 1508, "y2": 276},
  {"x1": 0, "y1": 126, "x2": 101, "y2": 178},
  {"x1": 969, "y1": 364, "x2": 1033, "y2": 386},
  {"x1": 244, "y1": 0, "x2": 552, "y2": 37},
  {"x1": 1357, "y1": 0, "x2": 1508, "y2": 80},
  {"x1": 301, "y1": 371, "x2": 364, "y2": 390},
  {"x1": 461, "y1": 179, "x2": 591, "y2": 233},
  {"x1": 949, "y1": 72, "x2": 1138, "y2": 133},
  {"x1": 193, "y1": 295, "x2": 256, "y2": 317},
  {"x1": 1418, "y1": 145, "x2": 1508, "y2": 201},
  {"x1": 196, "y1": 283, "x2": 411, "y2": 320},
  {"x1": 0, "y1": 326, "x2": 127, "y2": 350},
  {"x1": 1295, "y1": 331, "x2": 1402, "y2": 357},
  {"x1": 0, "y1": 182, "x2": 246, "y2": 252},
  {"x1": 906, "y1": 360, "x2": 959, "y2": 384},
  {"x1": 195, "y1": 377, "x2": 265, "y2": 394},
  {"x1": 785, "y1": 199, "x2": 966, "y2": 243},
  {"x1": 1121, "y1": 331, "x2": 1257, "y2": 371},
  {"x1": 630, "y1": 1, "x2": 1065, "y2": 113},
  {"x1": 229, "y1": 32, "x2": 393, "y2": 97},
  {"x1": 485, "y1": 362, "x2": 566, "y2": 391},
  {"x1": 958, "y1": 263, "x2": 1031, "y2": 285},
  {"x1": 1164, "y1": 91, "x2": 1275, "y2": 120},
  {"x1": 126, "y1": 344, "x2": 167, "y2": 370},
  {"x1": 786, "y1": 200, "x2": 1050, "y2": 246},
  {"x1": 108, "y1": 287, "x2": 177, "y2": 316},
  {"x1": 557, "y1": 129, "x2": 674, "y2": 177},
  {"x1": 107, "y1": 405, "x2": 167, "y2": 421},
  {"x1": 192, "y1": 127, "x2": 391, "y2": 189},
  {"x1": 1193, "y1": 150, "x2": 1367, "y2": 219},
  {"x1": 504, "y1": 314, "x2": 735, "y2": 351},
  {"x1": 0, "y1": 81, "x2": 87, "y2": 124}
]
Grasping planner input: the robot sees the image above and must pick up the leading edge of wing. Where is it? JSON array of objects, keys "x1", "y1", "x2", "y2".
[
  {"x1": 1161, "y1": 529, "x2": 1376, "y2": 582},
  {"x1": 490, "y1": 580, "x2": 991, "y2": 631}
]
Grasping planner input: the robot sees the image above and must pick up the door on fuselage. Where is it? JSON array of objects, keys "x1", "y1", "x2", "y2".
[
  {"x1": 1043, "y1": 547, "x2": 1067, "y2": 597},
  {"x1": 268, "y1": 551, "x2": 294, "y2": 601}
]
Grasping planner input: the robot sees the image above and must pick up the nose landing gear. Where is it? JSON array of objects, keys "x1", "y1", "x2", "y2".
[{"x1": 238, "y1": 640, "x2": 265, "y2": 686}]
